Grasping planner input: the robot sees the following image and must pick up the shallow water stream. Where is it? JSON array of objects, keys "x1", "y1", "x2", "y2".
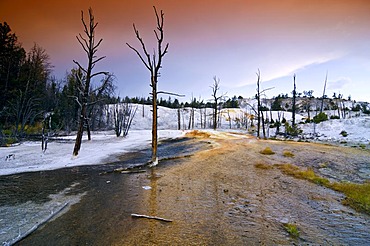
[{"x1": 0, "y1": 137, "x2": 209, "y2": 245}]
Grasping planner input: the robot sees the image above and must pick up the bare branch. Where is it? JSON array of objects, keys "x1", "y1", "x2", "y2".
[
  {"x1": 93, "y1": 38, "x2": 103, "y2": 51},
  {"x1": 157, "y1": 91, "x2": 185, "y2": 97},
  {"x1": 154, "y1": 29, "x2": 160, "y2": 41},
  {"x1": 260, "y1": 87, "x2": 274, "y2": 95},
  {"x1": 91, "y1": 71, "x2": 109, "y2": 78},
  {"x1": 80, "y1": 10, "x2": 89, "y2": 38},
  {"x1": 76, "y1": 34, "x2": 89, "y2": 53},
  {"x1": 75, "y1": 72, "x2": 85, "y2": 94},
  {"x1": 91, "y1": 56, "x2": 106, "y2": 65},
  {"x1": 162, "y1": 43, "x2": 169, "y2": 56},
  {"x1": 126, "y1": 42, "x2": 151, "y2": 71},
  {"x1": 90, "y1": 74, "x2": 112, "y2": 94},
  {"x1": 133, "y1": 24, "x2": 152, "y2": 67},
  {"x1": 153, "y1": 6, "x2": 165, "y2": 33},
  {"x1": 68, "y1": 96, "x2": 82, "y2": 108},
  {"x1": 243, "y1": 102, "x2": 258, "y2": 114},
  {"x1": 73, "y1": 60, "x2": 88, "y2": 74}
]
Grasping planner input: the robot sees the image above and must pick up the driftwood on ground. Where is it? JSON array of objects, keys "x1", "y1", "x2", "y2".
[
  {"x1": 120, "y1": 170, "x2": 146, "y2": 174},
  {"x1": 99, "y1": 168, "x2": 146, "y2": 176},
  {"x1": 131, "y1": 213, "x2": 173, "y2": 222}
]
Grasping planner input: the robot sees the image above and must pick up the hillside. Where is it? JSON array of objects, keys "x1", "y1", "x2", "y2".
[{"x1": 112, "y1": 100, "x2": 370, "y2": 147}]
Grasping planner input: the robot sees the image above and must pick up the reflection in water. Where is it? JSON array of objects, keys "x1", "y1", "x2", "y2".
[
  {"x1": 149, "y1": 168, "x2": 158, "y2": 244},
  {"x1": 1, "y1": 137, "x2": 209, "y2": 245}
]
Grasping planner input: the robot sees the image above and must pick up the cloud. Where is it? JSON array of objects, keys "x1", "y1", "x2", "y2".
[
  {"x1": 328, "y1": 77, "x2": 351, "y2": 90},
  {"x1": 232, "y1": 51, "x2": 345, "y2": 88},
  {"x1": 265, "y1": 53, "x2": 344, "y2": 82}
]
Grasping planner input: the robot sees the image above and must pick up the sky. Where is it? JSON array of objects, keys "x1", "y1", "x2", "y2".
[{"x1": 1, "y1": 0, "x2": 370, "y2": 102}]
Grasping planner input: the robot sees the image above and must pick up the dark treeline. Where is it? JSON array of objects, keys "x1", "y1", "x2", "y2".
[
  {"x1": 0, "y1": 22, "x2": 117, "y2": 142},
  {"x1": 122, "y1": 95, "x2": 241, "y2": 109}
]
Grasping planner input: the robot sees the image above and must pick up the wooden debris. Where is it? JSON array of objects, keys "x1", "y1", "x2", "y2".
[
  {"x1": 100, "y1": 168, "x2": 146, "y2": 175},
  {"x1": 114, "y1": 167, "x2": 127, "y2": 172},
  {"x1": 131, "y1": 213, "x2": 173, "y2": 222},
  {"x1": 120, "y1": 170, "x2": 146, "y2": 174}
]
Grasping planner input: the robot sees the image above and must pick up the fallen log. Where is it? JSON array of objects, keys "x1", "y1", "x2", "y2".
[
  {"x1": 131, "y1": 213, "x2": 173, "y2": 222},
  {"x1": 99, "y1": 168, "x2": 146, "y2": 175},
  {"x1": 120, "y1": 170, "x2": 146, "y2": 174}
]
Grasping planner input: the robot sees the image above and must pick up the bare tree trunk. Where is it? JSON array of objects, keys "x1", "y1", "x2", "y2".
[
  {"x1": 307, "y1": 104, "x2": 311, "y2": 120},
  {"x1": 73, "y1": 103, "x2": 86, "y2": 155},
  {"x1": 85, "y1": 118, "x2": 91, "y2": 141},
  {"x1": 182, "y1": 108, "x2": 185, "y2": 129},
  {"x1": 105, "y1": 105, "x2": 110, "y2": 127},
  {"x1": 213, "y1": 105, "x2": 217, "y2": 130},
  {"x1": 341, "y1": 98, "x2": 346, "y2": 119},
  {"x1": 113, "y1": 104, "x2": 123, "y2": 137},
  {"x1": 246, "y1": 114, "x2": 249, "y2": 130},
  {"x1": 191, "y1": 108, "x2": 194, "y2": 129},
  {"x1": 123, "y1": 106, "x2": 137, "y2": 137},
  {"x1": 256, "y1": 70, "x2": 261, "y2": 138},
  {"x1": 73, "y1": 8, "x2": 108, "y2": 156},
  {"x1": 276, "y1": 111, "x2": 281, "y2": 135},
  {"x1": 199, "y1": 108, "x2": 202, "y2": 129},
  {"x1": 152, "y1": 77, "x2": 158, "y2": 162},
  {"x1": 211, "y1": 77, "x2": 225, "y2": 130},
  {"x1": 292, "y1": 74, "x2": 297, "y2": 126},
  {"x1": 142, "y1": 98, "x2": 145, "y2": 117},
  {"x1": 320, "y1": 72, "x2": 328, "y2": 113},
  {"x1": 177, "y1": 108, "x2": 181, "y2": 130},
  {"x1": 261, "y1": 109, "x2": 266, "y2": 139},
  {"x1": 204, "y1": 108, "x2": 207, "y2": 129},
  {"x1": 218, "y1": 105, "x2": 222, "y2": 128},
  {"x1": 227, "y1": 109, "x2": 232, "y2": 129},
  {"x1": 254, "y1": 70, "x2": 273, "y2": 138},
  {"x1": 337, "y1": 97, "x2": 341, "y2": 118},
  {"x1": 127, "y1": 6, "x2": 169, "y2": 165},
  {"x1": 188, "y1": 109, "x2": 192, "y2": 130}
]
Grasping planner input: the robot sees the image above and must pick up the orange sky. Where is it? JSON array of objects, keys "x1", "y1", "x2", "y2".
[{"x1": 1, "y1": 0, "x2": 370, "y2": 101}]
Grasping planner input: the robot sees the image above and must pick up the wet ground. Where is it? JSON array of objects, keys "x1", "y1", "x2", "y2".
[
  {"x1": 1, "y1": 133, "x2": 369, "y2": 245},
  {"x1": 0, "y1": 137, "x2": 210, "y2": 245},
  {"x1": 116, "y1": 135, "x2": 370, "y2": 245}
]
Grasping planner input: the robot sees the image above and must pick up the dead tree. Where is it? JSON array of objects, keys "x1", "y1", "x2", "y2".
[
  {"x1": 336, "y1": 93, "x2": 341, "y2": 118},
  {"x1": 72, "y1": 8, "x2": 109, "y2": 156},
  {"x1": 210, "y1": 76, "x2": 225, "y2": 130},
  {"x1": 320, "y1": 71, "x2": 328, "y2": 113},
  {"x1": 255, "y1": 70, "x2": 273, "y2": 139},
  {"x1": 41, "y1": 112, "x2": 53, "y2": 153},
  {"x1": 292, "y1": 74, "x2": 297, "y2": 126},
  {"x1": 187, "y1": 94, "x2": 195, "y2": 129},
  {"x1": 227, "y1": 109, "x2": 232, "y2": 129},
  {"x1": 112, "y1": 103, "x2": 137, "y2": 137},
  {"x1": 256, "y1": 70, "x2": 262, "y2": 138},
  {"x1": 113, "y1": 103, "x2": 124, "y2": 137},
  {"x1": 127, "y1": 6, "x2": 169, "y2": 165},
  {"x1": 338, "y1": 93, "x2": 347, "y2": 119},
  {"x1": 177, "y1": 108, "x2": 181, "y2": 130}
]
